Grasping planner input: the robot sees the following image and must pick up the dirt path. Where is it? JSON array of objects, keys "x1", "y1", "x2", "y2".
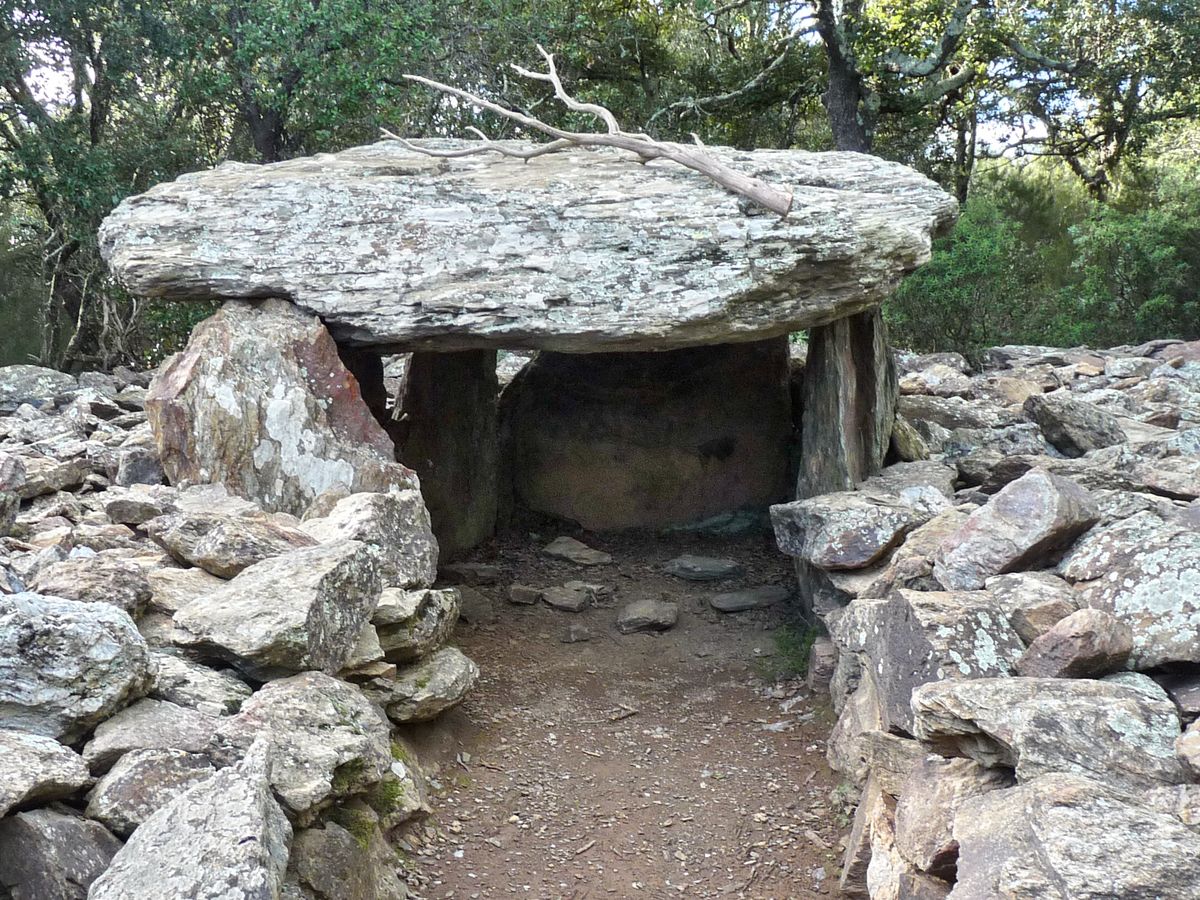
[{"x1": 404, "y1": 531, "x2": 844, "y2": 900}]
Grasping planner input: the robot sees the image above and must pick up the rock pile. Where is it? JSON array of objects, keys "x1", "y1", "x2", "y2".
[
  {"x1": 0, "y1": 354, "x2": 477, "y2": 897},
  {"x1": 773, "y1": 339, "x2": 1200, "y2": 898}
]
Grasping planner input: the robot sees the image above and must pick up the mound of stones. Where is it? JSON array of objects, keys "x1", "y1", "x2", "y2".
[
  {"x1": 0, "y1": 346, "x2": 478, "y2": 897},
  {"x1": 772, "y1": 339, "x2": 1200, "y2": 898}
]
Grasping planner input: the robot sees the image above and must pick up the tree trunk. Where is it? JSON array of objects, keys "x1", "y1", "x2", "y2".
[{"x1": 823, "y1": 54, "x2": 872, "y2": 153}]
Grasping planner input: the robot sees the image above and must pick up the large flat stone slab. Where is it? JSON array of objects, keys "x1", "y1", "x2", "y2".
[{"x1": 99, "y1": 141, "x2": 956, "y2": 352}]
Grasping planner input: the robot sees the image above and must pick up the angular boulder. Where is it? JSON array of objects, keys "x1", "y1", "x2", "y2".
[
  {"x1": 88, "y1": 738, "x2": 292, "y2": 900},
  {"x1": 0, "y1": 730, "x2": 90, "y2": 817},
  {"x1": 85, "y1": 748, "x2": 217, "y2": 837},
  {"x1": 173, "y1": 540, "x2": 381, "y2": 679},
  {"x1": 835, "y1": 590, "x2": 1023, "y2": 733},
  {"x1": 0, "y1": 592, "x2": 152, "y2": 741},
  {"x1": 0, "y1": 807, "x2": 121, "y2": 900},
  {"x1": 145, "y1": 509, "x2": 317, "y2": 578},
  {"x1": 100, "y1": 142, "x2": 956, "y2": 353},
  {"x1": 771, "y1": 491, "x2": 928, "y2": 570},
  {"x1": 144, "y1": 299, "x2": 418, "y2": 517},
  {"x1": 951, "y1": 774, "x2": 1200, "y2": 899},
  {"x1": 82, "y1": 698, "x2": 218, "y2": 773},
  {"x1": 933, "y1": 470, "x2": 1099, "y2": 590},
  {"x1": 0, "y1": 365, "x2": 76, "y2": 413},
  {"x1": 373, "y1": 647, "x2": 479, "y2": 723},
  {"x1": 30, "y1": 554, "x2": 152, "y2": 617},
  {"x1": 149, "y1": 652, "x2": 252, "y2": 716},
  {"x1": 1023, "y1": 393, "x2": 1127, "y2": 457},
  {"x1": 983, "y1": 571, "x2": 1079, "y2": 643},
  {"x1": 301, "y1": 489, "x2": 437, "y2": 588},
  {"x1": 1014, "y1": 607, "x2": 1133, "y2": 677},
  {"x1": 372, "y1": 587, "x2": 460, "y2": 663},
  {"x1": 616, "y1": 597, "x2": 680, "y2": 634},
  {"x1": 1059, "y1": 512, "x2": 1200, "y2": 668},
  {"x1": 912, "y1": 675, "x2": 1184, "y2": 794},
  {"x1": 217, "y1": 672, "x2": 393, "y2": 821}
]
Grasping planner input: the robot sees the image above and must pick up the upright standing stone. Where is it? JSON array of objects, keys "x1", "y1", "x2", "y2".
[
  {"x1": 146, "y1": 299, "x2": 418, "y2": 518},
  {"x1": 796, "y1": 308, "x2": 898, "y2": 499},
  {"x1": 396, "y1": 350, "x2": 498, "y2": 559}
]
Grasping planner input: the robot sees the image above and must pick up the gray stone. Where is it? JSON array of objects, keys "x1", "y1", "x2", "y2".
[
  {"x1": 145, "y1": 565, "x2": 226, "y2": 614},
  {"x1": 542, "y1": 581, "x2": 601, "y2": 612},
  {"x1": 796, "y1": 307, "x2": 899, "y2": 498},
  {"x1": 1059, "y1": 512, "x2": 1200, "y2": 668},
  {"x1": 507, "y1": 584, "x2": 542, "y2": 605},
  {"x1": 771, "y1": 491, "x2": 928, "y2": 570},
  {"x1": 144, "y1": 299, "x2": 418, "y2": 518},
  {"x1": 1177, "y1": 719, "x2": 1200, "y2": 779},
  {"x1": 301, "y1": 489, "x2": 437, "y2": 589},
  {"x1": 85, "y1": 748, "x2": 216, "y2": 837},
  {"x1": 0, "y1": 490, "x2": 16, "y2": 537},
  {"x1": 145, "y1": 509, "x2": 317, "y2": 578},
  {"x1": 287, "y1": 821, "x2": 407, "y2": 900},
  {"x1": 951, "y1": 774, "x2": 1200, "y2": 900},
  {"x1": 894, "y1": 755, "x2": 1012, "y2": 878},
  {"x1": 0, "y1": 592, "x2": 152, "y2": 741},
  {"x1": 0, "y1": 806, "x2": 121, "y2": 900},
  {"x1": 663, "y1": 554, "x2": 742, "y2": 580},
  {"x1": 561, "y1": 624, "x2": 594, "y2": 644},
  {"x1": 100, "y1": 141, "x2": 956, "y2": 353},
  {"x1": 542, "y1": 536, "x2": 611, "y2": 566},
  {"x1": 374, "y1": 647, "x2": 479, "y2": 723},
  {"x1": 173, "y1": 540, "x2": 381, "y2": 679},
  {"x1": 709, "y1": 585, "x2": 790, "y2": 612},
  {"x1": 834, "y1": 589, "x2": 1022, "y2": 733},
  {"x1": 88, "y1": 737, "x2": 292, "y2": 900},
  {"x1": 1014, "y1": 607, "x2": 1133, "y2": 677},
  {"x1": 617, "y1": 597, "x2": 680, "y2": 634},
  {"x1": 395, "y1": 348, "x2": 497, "y2": 559},
  {"x1": 912, "y1": 676, "x2": 1184, "y2": 794},
  {"x1": 1023, "y1": 392, "x2": 1127, "y2": 457},
  {"x1": 372, "y1": 587, "x2": 459, "y2": 663},
  {"x1": 0, "y1": 730, "x2": 90, "y2": 816},
  {"x1": 149, "y1": 653, "x2": 252, "y2": 716},
  {"x1": 31, "y1": 554, "x2": 151, "y2": 617},
  {"x1": 983, "y1": 571, "x2": 1079, "y2": 643},
  {"x1": 933, "y1": 470, "x2": 1098, "y2": 590},
  {"x1": 0, "y1": 365, "x2": 76, "y2": 413},
  {"x1": 1154, "y1": 667, "x2": 1200, "y2": 722},
  {"x1": 82, "y1": 698, "x2": 218, "y2": 773},
  {"x1": 217, "y1": 672, "x2": 392, "y2": 822},
  {"x1": 898, "y1": 363, "x2": 971, "y2": 398}
]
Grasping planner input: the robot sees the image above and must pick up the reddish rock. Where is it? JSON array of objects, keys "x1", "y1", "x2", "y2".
[{"x1": 1015, "y1": 608, "x2": 1133, "y2": 677}]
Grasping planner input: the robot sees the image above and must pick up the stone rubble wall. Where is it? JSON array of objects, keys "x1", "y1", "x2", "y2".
[
  {"x1": 0, "y1": 307, "x2": 480, "y2": 898},
  {"x1": 773, "y1": 338, "x2": 1200, "y2": 898}
]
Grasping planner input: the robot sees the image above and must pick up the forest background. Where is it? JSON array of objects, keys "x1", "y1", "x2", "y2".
[{"x1": 1, "y1": 0, "x2": 1197, "y2": 368}]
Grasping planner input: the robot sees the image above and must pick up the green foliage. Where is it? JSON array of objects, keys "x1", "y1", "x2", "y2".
[{"x1": 755, "y1": 619, "x2": 820, "y2": 681}]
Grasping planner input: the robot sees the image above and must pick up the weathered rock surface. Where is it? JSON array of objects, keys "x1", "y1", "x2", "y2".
[
  {"x1": 617, "y1": 597, "x2": 680, "y2": 634},
  {"x1": 0, "y1": 806, "x2": 122, "y2": 900},
  {"x1": 542, "y1": 536, "x2": 611, "y2": 566},
  {"x1": 85, "y1": 748, "x2": 216, "y2": 837},
  {"x1": 709, "y1": 585, "x2": 790, "y2": 612},
  {"x1": 894, "y1": 755, "x2": 1012, "y2": 877},
  {"x1": 951, "y1": 774, "x2": 1200, "y2": 900},
  {"x1": 88, "y1": 738, "x2": 292, "y2": 900},
  {"x1": 502, "y1": 340, "x2": 791, "y2": 530},
  {"x1": 0, "y1": 592, "x2": 152, "y2": 741},
  {"x1": 663, "y1": 554, "x2": 743, "y2": 581},
  {"x1": 100, "y1": 141, "x2": 956, "y2": 352},
  {"x1": 30, "y1": 553, "x2": 151, "y2": 616},
  {"x1": 771, "y1": 491, "x2": 927, "y2": 570},
  {"x1": 1023, "y1": 393, "x2": 1127, "y2": 457},
  {"x1": 374, "y1": 647, "x2": 479, "y2": 723},
  {"x1": 0, "y1": 365, "x2": 76, "y2": 414},
  {"x1": 144, "y1": 299, "x2": 418, "y2": 517},
  {"x1": 145, "y1": 566, "x2": 226, "y2": 613},
  {"x1": 173, "y1": 540, "x2": 381, "y2": 679},
  {"x1": 542, "y1": 581, "x2": 600, "y2": 612},
  {"x1": 286, "y1": 821, "x2": 407, "y2": 900},
  {"x1": 0, "y1": 730, "x2": 90, "y2": 816},
  {"x1": 301, "y1": 489, "x2": 437, "y2": 588},
  {"x1": 983, "y1": 571, "x2": 1079, "y2": 643},
  {"x1": 372, "y1": 587, "x2": 459, "y2": 663},
  {"x1": 912, "y1": 676, "x2": 1184, "y2": 794},
  {"x1": 1059, "y1": 512, "x2": 1200, "y2": 667},
  {"x1": 933, "y1": 470, "x2": 1098, "y2": 590},
  {"x1": 148, "y1": 652, "x2": 252, "y2": 716},
  {"x1": 218, "y1": 673, "x2": 392, "y2": 821},
  {"x1": 1014, "y1": 607, "x2": 1133, "y2": 677},
  {"x1": 82, "y1": 697, "x2": 218, "y2": 773},
  {"x1": 145, "y1": 508, "x2": 317, "y2": 577},
  {"x1": 835, "y1": 590, "x2": 1022, "y2": 733}
]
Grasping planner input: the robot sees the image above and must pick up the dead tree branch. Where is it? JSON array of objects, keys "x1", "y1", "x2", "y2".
[{"x1": 385, "y1": 45, "x2": 794, "y2": 217}]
